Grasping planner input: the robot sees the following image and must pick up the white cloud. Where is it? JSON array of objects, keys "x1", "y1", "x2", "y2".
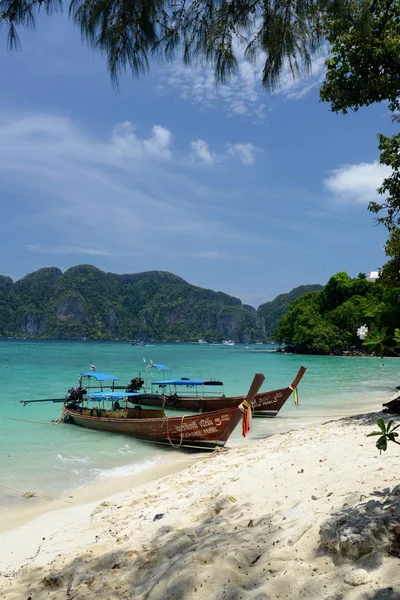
[
  {"x1": 190, "y1": 138, "x2": 260, "y2": 166},
  {"x1": 160, "y1": 46, "x2": 327, "y2": 122},
  {"x1": 190, "y1": 139, "x2": 217, "y2": 165},
  {"x1": 274, "y1": 55, "x2": 327, "y2": 101},
  {"x1": 0, "y1": 112, "x2": 266, "y2": 263},
  {"x1": 27, "y1": 244, "x2": 115, "y2": 256},
  {"x1": 110, "y1": 121, "x2": 173, "y2": 159},
  {"x1": 227, "y1": 143, "x2": 260, "y2": 166},
  {"x1": 143, "y1": 125, "x2": 173, "y2": 158},
  {"x1": 324, "y1": 161, "x2": 391, "y2": 204},
  {"x1": 163, "y1": 59, "x2": 266, "y2": 122}
]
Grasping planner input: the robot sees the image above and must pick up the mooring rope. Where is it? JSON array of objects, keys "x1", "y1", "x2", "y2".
[
  {"x1": 0, "y1": 414, "x2": 99, "y2": 435},
  {"x1": 163, "y1": 414, "x2": 185, "y2": 449},
  {"x1": 0, "y1": 481, "x2": 75, "y2": 504},
  {"x1": 125, "y1": 434, "x2": 226, "y2": 452},
  {"x1": 0, "y1": 415, "x2": 54, "y2": 425},
  {"x1": 0, "y1": 481, "x2": 36, "y2": 495},
  {"x1": 53, "y1": 407, "x2": 66, "y2": 425}
]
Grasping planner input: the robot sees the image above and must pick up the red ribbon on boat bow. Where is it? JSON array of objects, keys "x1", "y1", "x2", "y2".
[
  {"x1": 289, "y1": 384, "x2": 299, "y2": 406},
  {"x1": 239, "y1": 399, "x2": 252, "y2": 437}
]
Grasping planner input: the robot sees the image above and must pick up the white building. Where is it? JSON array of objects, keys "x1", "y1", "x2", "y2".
[{"x1": 366, "y1": 271, "x2": 380, "y2": 282}]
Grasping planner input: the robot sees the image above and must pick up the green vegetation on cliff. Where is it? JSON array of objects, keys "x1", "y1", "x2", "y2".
[
  {"x1": 275, "y1": 272, "x2": 400, "y2": 355},
  {"x1": 0, "y1": 265, "x2": 264, "y2": 342},
  {"x1": 258, "y1": 285, "x2": 323, "y2": 340}
]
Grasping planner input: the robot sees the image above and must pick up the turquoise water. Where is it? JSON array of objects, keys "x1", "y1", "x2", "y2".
[{"x1": 0, "y1": 340, "x2": 398, "y2": 505}]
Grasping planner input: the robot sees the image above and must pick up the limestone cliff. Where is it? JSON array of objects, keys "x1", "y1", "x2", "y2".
[{"x1": 0, "y1": 265, "x2": 264, "y2": 341}]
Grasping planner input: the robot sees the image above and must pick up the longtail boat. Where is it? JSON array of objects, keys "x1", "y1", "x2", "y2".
[
  {"x1": 22, "y1": 373, "x2": 265, "y2": 449},
  {"x1": 132, "y1": 364, "x2": 306, "y2": 417}
]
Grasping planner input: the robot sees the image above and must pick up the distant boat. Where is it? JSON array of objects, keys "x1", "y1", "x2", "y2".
[
  {"x1": 198, "y1": 339, "x2": 207, "y2": 344},
  {"x1": 222, "y1": 340, "x2": 235, "y2": 346},
  {"x1": 131, "y1": 340, "x2": 145, "y2": 346}
]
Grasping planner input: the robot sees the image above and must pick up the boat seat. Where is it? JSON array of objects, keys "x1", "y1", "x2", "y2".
[
  {"x1": 107, "y1": 410, "x2": 125, "y2": 418},
  {"x1": 127, "y1": 407, "x2": 165, "y2": 419}
]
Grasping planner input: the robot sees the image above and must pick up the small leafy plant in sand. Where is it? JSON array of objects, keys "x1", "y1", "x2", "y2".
[{"x1": 367, "y1": 419, "x2": 400, "y2": 453}]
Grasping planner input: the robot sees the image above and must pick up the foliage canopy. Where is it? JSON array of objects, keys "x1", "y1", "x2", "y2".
[
  {"x1": 275, "y1": 271, "x2": 399, "y2": 354},
  {"x1": 320, "y1": 0, "x2": 400, "y2": 113},
  {"x1": 258, "y1": 284, "x2": 323, "y2": 339},
  {"x1": 320, "y1": 0, "x2": 400, "y2": 254},
  {"x1": 0, "y1": 0, "x2": 329, "y2": 89}
]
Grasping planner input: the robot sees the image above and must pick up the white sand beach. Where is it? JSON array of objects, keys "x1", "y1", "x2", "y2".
[{"x1": 1, "y1": 410, "x2": 400, "y2": 600}]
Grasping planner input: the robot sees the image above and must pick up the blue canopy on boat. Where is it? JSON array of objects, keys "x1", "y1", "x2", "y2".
[
  {"x1": 85, "y1": 391, "x2": 141, "y2": 400},
  {"x1": 152, "y1": 379, "x2": 223, "y2": 386},
  {"x1": 80, "y1": 372, "x2": 119, "y2": 381},
  {"x1": 151, "y1": 363, "x2": 171, "y2": 371}
]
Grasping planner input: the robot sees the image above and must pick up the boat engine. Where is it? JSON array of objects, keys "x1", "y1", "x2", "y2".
[
  {"x1": 169, "y1": 393, "x2": 180, "y2": 406},
  {"x1": 126, "y1": 377, "x2": 144, "y2": 392},
  {"x1": 66, "y1": 386, "x2": 87, "y2": 404}
]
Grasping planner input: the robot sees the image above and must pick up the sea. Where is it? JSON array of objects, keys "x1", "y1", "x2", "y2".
[{"x1": 0, "y1": 340, "x2": 398, "y2": 507}]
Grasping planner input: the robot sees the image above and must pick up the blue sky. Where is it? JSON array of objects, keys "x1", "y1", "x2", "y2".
[{"x1": 0, "y1": 14, "x2": 394, "y2": 306}]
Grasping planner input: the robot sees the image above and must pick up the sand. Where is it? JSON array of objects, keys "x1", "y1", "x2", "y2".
[
  {"x1": 1, "y1": 411, "x2": 400, "y2": 600},
  {"x1": 0, "y1": 456, "x2": 195, "y2": 534}
]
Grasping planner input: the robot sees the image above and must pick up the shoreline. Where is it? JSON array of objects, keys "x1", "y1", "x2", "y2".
[
  {"x1": 2, "y1": 408, "x2": 400, "y2": 599},
  {"x1": 0, "y1": 454, "x2": 197, "y2": 535},
  {"x1": 0, "y1": 390, "x2": 389, "y2": 536}
]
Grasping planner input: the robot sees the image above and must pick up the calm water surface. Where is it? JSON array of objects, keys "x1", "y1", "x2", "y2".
[{"x1": 0, "y1": 340, "x2": 398, "y2": 505}]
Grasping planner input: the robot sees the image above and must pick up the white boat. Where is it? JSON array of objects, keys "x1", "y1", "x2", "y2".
[
  {"x1": 198, "y1": 339, "x2": 207, "y2": 344},
  {"x1": 222, "y1": 340, "x2": 235, "y2": 346}
]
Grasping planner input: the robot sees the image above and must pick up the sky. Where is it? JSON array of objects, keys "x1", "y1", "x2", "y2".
[{"x1": 0, "y1": 14, "x2": 395, "y2": 307}]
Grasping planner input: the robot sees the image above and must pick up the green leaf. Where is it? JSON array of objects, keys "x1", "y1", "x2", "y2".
[
  {"x1": 376, "y1": 418, "x2": 386, "y2": 433},
  {"x1": 376, "y1": 436, "x2": 388, "y2": 452}
]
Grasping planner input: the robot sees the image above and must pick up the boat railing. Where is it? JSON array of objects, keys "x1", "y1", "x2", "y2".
[{"x1": 150, "y1": 381, "x2": 225, "y2": 398}]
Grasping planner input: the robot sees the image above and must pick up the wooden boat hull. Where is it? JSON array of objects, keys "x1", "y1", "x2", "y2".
[
  {"x1": 135, "y1": 366, "x2": 306, "y2": 416},
  {"x1": 64, "y1": 406, "x2": 243, "y2": 449}
]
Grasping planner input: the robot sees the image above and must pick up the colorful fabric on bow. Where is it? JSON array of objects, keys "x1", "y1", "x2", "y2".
[
  {"x1": 289, "y1": 384, "x2": 299, "y2": 406},
  {"x1": 239, "y1": 399, "x2": 252, "y2": 437}
]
